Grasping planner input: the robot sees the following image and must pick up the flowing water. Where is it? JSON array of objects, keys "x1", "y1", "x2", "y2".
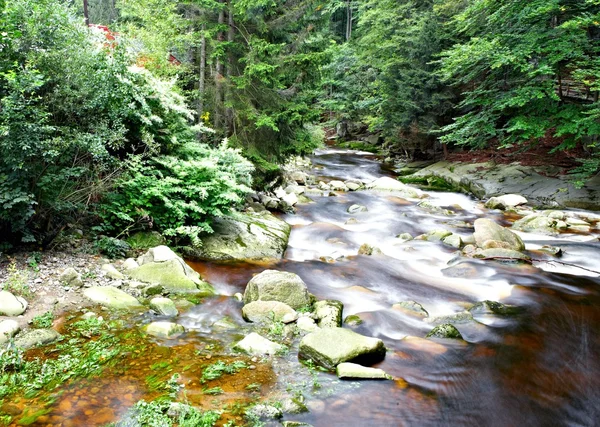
[{"x1": 8, "y1": 147, "x2": 600, "y2": 426}]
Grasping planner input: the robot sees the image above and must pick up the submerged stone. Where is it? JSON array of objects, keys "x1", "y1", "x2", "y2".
[
  {"x1": 83, "y1": 286, "x2": 143, "y2": 310},
  {"x1": 233, "y1": 332, "x2": 284, "y2": 356},
  {"x1": 299, "y1": 327, "x2": 386, "y2": 370},
  {"x1": 13, "y1": 328, "x2": 61, "y2": 350},
  {"x1": 145, "y1": 321, "x2": 184, "y2": 338},
  {"x1": 392, "y1": 301, "x2": 429, "y2": 317},
  {"x1": 243, "y1": 270, "x2": 311, "y2": 310},
  {"x1": 336, "y1": 362, "x2": 392, "y2": 380},
  {"x1": 426, "y1": 323, "x2": 463, "y2": 340}
]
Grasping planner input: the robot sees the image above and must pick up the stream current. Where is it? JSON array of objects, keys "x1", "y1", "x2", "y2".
[
  {"x1": 10, "y1": 147, "x2": 600, "y2": 427},
  {"x1": 190, "y1": 147, "x2": 600, "y2": 426}
]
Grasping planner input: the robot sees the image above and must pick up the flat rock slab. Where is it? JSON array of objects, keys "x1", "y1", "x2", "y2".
[
  {"x1": 0, "y1": 320, "x2": 20, "y2": 344},
  {"x1": 336, "y1": 362, "x2": 392, "y2": 380},
  {"x1": 0, "y1": 291, "x2": 28, "y2": 316},
  {"x1": 145, "y1": 321, "x2": 184, "y2": 338},
  {"x1": 299, "y1": 327, "x2": 386, "y2": 370},
  {"x1": 185, "y1": 211, "x2": 291, "y2": 263},
  {"x1": 233, "y1": 332, "x2": 284, "y2": 356},
  {"x1": 243, "y1": 270, "x2": 311, "y2": 310},
  {"x1": 83, "y1": 286, "x2": 143, "y2": 310},
  {"x1": 13, "y1": 328, "x2": 61, "y2": 350},
  {"x1": 242, "y1": 301, "x2": 297, "y2": 323}
]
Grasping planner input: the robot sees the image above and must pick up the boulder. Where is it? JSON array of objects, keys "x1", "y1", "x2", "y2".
[
  {"x1": 145, "y1": 321, "x2": 184, "y2": 338},
  {"x1": 59, "y1": 267, "x2": 83, "y2": 288},
  {"x1": 233, "y1": 332, "x2": 284, "y2": 356},
  {"x1": 426, "y1": 323, "x2": 463, "y2": 339},
  {"x1": 347, "y1": 204, "x2": 368, "y2": 214},
  {"x1": 313, "y1": 300, "x2": 343, "y2": 328},
  {"x1": 297, "y1": 316, "x2": 320, "y2": 332},
  {"x1": 184, "y1": 211, "x2": 291, "y2": 263},
  {"x1": 343, "y1": 315, "x2": 364, "y2": 326},
  {"x1": 469, "y1": 300, "x2": 521, "y2": 316},
  {"x1": 289, "y1": 171, "x2": 308, "y2": 184},
  {"x1": 299, "y1": 327, "x2": 386, "y2": 370},
  {"x1": 473, "y1": 218, "x2": 525, "y2": 251},
  {"x1": 442, "y1": 234, "x2": 462, "y2": 248},
  {"x1": 122, "y1": 258, "x2": 139, "y2": 270},
  {"x1": 243, "y1": 270, "x2": 311, "y2": 310},
  {"x1": 0, "y1": 320, "x2": 20, "y2": 344},
  {"x1": 0, "y1": 291, "x2": 27, "y2": 316},
  {"x1": 129, "y1": 246, "x2": 213, "y2": 295},
  {"x1": 365, "y1": 177, "x2": 421, "y2": 198},
  {"x1": 428, "y1": 312, "x2": 474, "y2": 325},
  {"x1": 346, "y1": 182, "x2": 362, "y2": 191},
  {"x1": 485, "y1": 194, "x2": 528, "y2": 210},
  {"x1": 101, "y1": 264, "x2": 125, "y2": 280},
  {"x1": 83, "y1": 286, "x2": 143, "y2": 310},
  {"x1": 336, "y1": 362, "x2": 392, "y2": 380},
  {"x1": 282, "y1": 192, "x2": 299, "y2": 208},
  {"x1": 242, "y1": 301, "x2": 297, "y2": 323},
  {"x1": 512, "y1": 213, "x2": 558, "y2": 235},
  {"x1": 149, "y1": 297, "x2": 179, "y2": 317},
  {"x1": 13, "y1": 328, "x2": 61, "y2": 350}
]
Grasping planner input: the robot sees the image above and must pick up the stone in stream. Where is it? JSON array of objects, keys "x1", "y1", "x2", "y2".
[
  {"x1": 129, "y1": 246, "x2": 213, "y2": 295},
  {"x1": 233, "y1": 332, "x2": 284, "y2": 356},
  {"x1": 145, "y1": 321, "x2": 184, "y2": 338},
  {"x1": 427, "y1": 312, "x2": 474, "y2": 325},
  {"x1": 0, "y1": 291, "x2": 28, "y2": 316},
  {"x1": 0, "y1": 320, "x2": 20, "y2": 344},
  {"x1": 347, "y1": 204, "x2": 368, "y2": 214},
  {"x1": 512, "y1": 213, "x2": 559, "y2": 235},
  {"x1": 484, "y1": 194, "x2": 528, "y2": 210},
  {"x1": 365, "y1": 177, "x2": 421, "y2": 198},
  {"x1": 345, "y1": 182, "x2": 362, "y2": 191},
  {"x1": 297, "y1": 316, "x2": 320, "y2": 332},
  {"x1": 473, "y1": 218, "x2": 525, "y2": 251},
  {"x1": 442, "y1": 234, "x2": 463, "y2": 249},
  {"x1": 149, "y1": 297, "x2": 179, "y2": 317},
  {"x1": 426, "y1": 323, "x2": 463, "y2": 340},
  {"x1": 299, "y1": 327, "x2": 386, "y2": 370},
  {"x1": 468, "y1": 300, "x2": 521, "y2": 316},
  {"x1": 422, "y1": 229, "x2": 452, "y2": 242},
  {"x1": 392, "y1": 301, "x2": 429, "y2": 317},
  {"x1": 313, "y1": 300, "x2": 343, "y2": 328},
  {"x1": 13, "y1": 328, "x2": 61, "y2": 350},
  {"x1": 358, "y1": 243, "x2": 382, "y2": 255},
  {"x1": 83, "y1": 286, "x2": 143, "y2": 310},
  {"x1": 336, "y1": 362, "x2": 392, "y2": 380},
  {"x1": 243, "y1": 270, "x2": 311, "y2": 310},
  {"x1": 329, "y1": 180, "x2": 348, "y2": 191},
  {"x1": 242, "y1": 301, "x2": 297, "y2": 323},
  {"x1": 472, "y1": 248, "x2": 531, "y2": 262},
  {"x1": 343, "y1": 314, "x2": 364, "y2": 326},
  {"x1": 183, "y1": 211, "x2": 291, "y2": 263}
]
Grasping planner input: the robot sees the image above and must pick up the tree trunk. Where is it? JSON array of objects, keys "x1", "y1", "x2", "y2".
[
  {"x1": 345, "y1": 1, "x2": 352, "y2": 41},
  {"x1": 197, "y1": 24, "x2": 206, "y2": 126},
  {"x1": 226, "y1": 1, "x2": 235, "y2": 133},
  {"x1": 214, "y1": 1, "x2": 225, "y2": 132},
  {"x1": 83, "y1": 0, "x2": 90, "y2": 25}
]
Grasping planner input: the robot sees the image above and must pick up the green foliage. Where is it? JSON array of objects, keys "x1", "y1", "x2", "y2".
[
  {"x1": 31, "y1": 312, "x2": 54, "y2": 329},
  {"x1": 0, "y1": 0, "x2": 213, "y2": 244},
  {"x1": 202, "y1": 386, "x2": 224, "y2": 395},
  {"x1": 94, "y1": 237, "x2": 131, "y2": 259},
  {"x1": 200, "y1": 360, "x2": 248, "y2": 383},
  {"x1": 1, "y1": 262, "x2": 31, "y2": 298},
  {"x1": 100, "y1": 141, "x2": 253, "y2": 245},
  {"x1": 439, "y1": 0, "x2": 600, "y2": 157}
]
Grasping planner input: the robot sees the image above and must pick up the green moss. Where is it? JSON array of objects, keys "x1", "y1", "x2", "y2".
[{"x1": 426, "y1": 323, "x2": 463, "y2": 339}]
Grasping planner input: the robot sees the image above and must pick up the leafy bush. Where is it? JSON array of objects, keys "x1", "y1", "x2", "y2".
[
  {"x1": 0, "y1": 0, "x2": 206, "y2": 244},
  {"x1": 94, "y1": 237, "x2": 131, "y2": 259},
  {"x1": 100, "y1": 141, "x2": 253, "y2": 245}
]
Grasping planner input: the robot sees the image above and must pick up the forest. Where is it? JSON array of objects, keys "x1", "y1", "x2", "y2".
[{"x1": 1, "y1": 0, "x2": 599, "y2": 246}]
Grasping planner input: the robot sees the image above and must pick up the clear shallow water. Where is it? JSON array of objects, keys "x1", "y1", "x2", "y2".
[{"x1": 195, "y1": 147, "x2": 600, "y2": 426}]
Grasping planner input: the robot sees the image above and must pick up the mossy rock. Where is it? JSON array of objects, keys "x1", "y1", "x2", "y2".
[
  {"x1": 129, "y1": 259, "x2": 213, "y2": 295},
  {"x1": 426, "y1": 323, "x2": 463, "y2": 339},
  {"x1": 469, "y1": 300, "x2": 521, "y2": 316}
]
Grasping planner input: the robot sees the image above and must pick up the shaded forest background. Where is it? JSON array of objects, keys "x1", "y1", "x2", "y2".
[{"x1": 1, "y1": 0, "x2": 599, "y2": 246}]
